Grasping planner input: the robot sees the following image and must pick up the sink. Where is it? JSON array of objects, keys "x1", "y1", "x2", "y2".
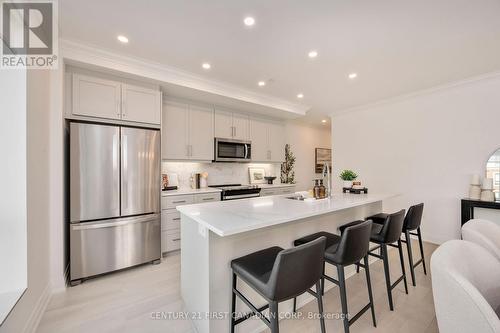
[{"x1": 286, "y1": 195, "x2": 306, "y2": 201}]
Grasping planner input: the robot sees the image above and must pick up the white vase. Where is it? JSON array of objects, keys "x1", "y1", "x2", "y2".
[
  {"x1": 469, "y1": 185, "x2": 481, "y2": 200},
  {"x1": 480, "y1": 190, "x2": 495, "y2": 202},
  {"x1": 343, "y1": 181, "x2": 353, "y2": 188}
]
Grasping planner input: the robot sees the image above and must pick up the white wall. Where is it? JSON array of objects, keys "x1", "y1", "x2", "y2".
[
  {"x1": 0, "y1": 70, "x2": 52, "y2": 333},
  {"x1": 331, "y1": 74, "x2": 500, "y2": 244},
  {"x1": 0, "y1": 62, "x2": 27, "y2": 322},
  {"x1": 284, "y1": 120, "x2": 331, "y2": 191}
]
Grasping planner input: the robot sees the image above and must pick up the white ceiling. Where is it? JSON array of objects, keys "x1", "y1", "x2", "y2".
[{"x1": 60, "y1": 0, "x2": 500, "y2": 124}]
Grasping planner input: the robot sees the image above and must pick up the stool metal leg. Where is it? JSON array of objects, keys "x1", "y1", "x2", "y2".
[
  {"x1": 381, "y1": 244, "x2": 394, "y2": 311},
  {"x1": 269, "y1": 301, "x2": 279, "y2": 333},
  {"x1": 405, "y1": 230, "x2": 417, "y2": 286},
  {"x1": 337, "y1": 265, "x2": 350, "y2": 333},
  {"x1": 292, "y1": 297, "x2": 297, "y2": 313},
  {"x1": 363, "y1": 255, "x2": 377, "y2": 327},
  {"x1": 316, "y1": 281, "x2": 326, "y2": 333},
  {"x1": 321, "y1": 261, "x2": 326, "y2": 296},
  {"x1": 397, "y1": 238, "x2": 409, "y2": 294},
  {"x1": 417, "y1": 227, "x2": 427, "y2": 275},
  {"x1": 231, "y1": 273, "x2": 237, "y2": 333}
]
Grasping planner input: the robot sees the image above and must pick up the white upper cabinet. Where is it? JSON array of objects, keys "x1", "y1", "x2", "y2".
[
  {"x1": 72, "y1": 74, "x2": 121, "y2": 120},
  {"x1": 189, "y1": 104, "x2": 214, "y2": 161},
  {"x1": 121, "y1": 84, "x2": 161, "y2": 125},
  {"x1": 214, "y1": 109, "x2": 249, "y2": 140},
  {"x1": 162, "y1": 101, "x2": 189, "y2": 160},
  {"x1": 268, "y1": 121, "x2": 285, "y2": 162},
  {"x1": 249, "y1": 117, "x2": 269, "y2": 162},
  {"x1": 70, "y1": 73, "x2": 161, "y2": 125},
  {"x1": 162, "y1": 101, "x2": 214, "y2": 161},
  {"x1": 249, "y1": 117, "x2": 285, "y2": 163},
  {"x1": 214, "y1": 110, "x2": 233, "y2": 139}
]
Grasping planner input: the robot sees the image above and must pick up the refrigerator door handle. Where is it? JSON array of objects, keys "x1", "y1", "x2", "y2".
[
  {"x1": 72, "y1": 214, "x2": 160, "y2": 230},
  {"x1": 121, "y1": 131, "x2": 128, "y2": 211}
]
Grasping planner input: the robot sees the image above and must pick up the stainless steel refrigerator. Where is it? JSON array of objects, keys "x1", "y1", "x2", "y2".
[{"x1": 69, "y1": 122, "x2": 161, "y2": 285}]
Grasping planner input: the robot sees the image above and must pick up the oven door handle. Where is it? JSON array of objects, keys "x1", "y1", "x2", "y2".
[{"x1": 223, "y1": 193, "x2": 261, "y2": 200}]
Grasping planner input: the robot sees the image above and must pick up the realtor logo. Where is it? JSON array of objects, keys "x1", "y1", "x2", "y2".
[{"x1": 1, "y1": 0, "x2": 58, "y2": 69}]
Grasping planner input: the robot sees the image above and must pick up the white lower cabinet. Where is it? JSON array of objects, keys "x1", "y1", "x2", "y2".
[
  {"x1": 260, "y1": 186, "x2": 296, "y2": 197},
  {"x1": 161, "y1": 192, "x2": 220, "y2": 254}
]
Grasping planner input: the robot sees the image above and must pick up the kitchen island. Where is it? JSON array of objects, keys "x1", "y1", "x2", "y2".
[{"x1": 177, "y1": 193, "x2": 396, "y2": 333}]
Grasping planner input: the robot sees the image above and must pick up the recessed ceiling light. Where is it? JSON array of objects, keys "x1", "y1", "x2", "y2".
[
  {"x1": 202, "y1": 63, "x2": 211, "y2": 70},
  {"x1": 258, "y1": 81, "x2": 266, "y2": 87},
  {"x1": 322, "y1": 119, "x2": 327, "y2": 123},
  {"x1": 308, "y1": 50, "x2": 318, "y2": 58},
  {"x1": 348, "y1": 73, "x2": 358, "y2": 79},
  {"x1": 244, "y1": 17, "x2": 255, "y2": 26},
  {"x1": 297, "y1": 93, "x2": 304, "y2": 99},
  {"x1": 117, "y1": 35, "x2": 129, "y2": 44}
]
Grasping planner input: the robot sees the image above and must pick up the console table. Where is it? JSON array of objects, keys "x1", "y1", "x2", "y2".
[{"x1": 461, "y1": 198, "x2": 500, "y2": 225}]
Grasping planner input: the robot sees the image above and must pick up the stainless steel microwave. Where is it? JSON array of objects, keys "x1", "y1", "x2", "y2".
[{"x1": 214, "y1": 138, "x2": 251, "y2": 162}]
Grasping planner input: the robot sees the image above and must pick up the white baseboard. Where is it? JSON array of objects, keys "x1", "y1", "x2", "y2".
[{"x1": 23, "y1": 283, "x2": 51, "y2": 333}]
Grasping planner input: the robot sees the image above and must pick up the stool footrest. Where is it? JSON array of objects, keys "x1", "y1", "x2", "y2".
[
  {"x1": 232, "y1": 288, "x2": 271, "y2": 327},
  {"x1": 349, "y1": 303, "x2": 372, "y2": 326},
  {"x1": 413, "y1": 258, "x2": 423, "y2": 268},
  {"x1": 390, "y1": 275, "x2": 406, "y2": 291}
]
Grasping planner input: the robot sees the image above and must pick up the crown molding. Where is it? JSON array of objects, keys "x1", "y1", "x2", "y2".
[
  {"x1": 331, "y1": 70, "x2": 500, "y2": 117},
  {"x1": 60, "y1": 38, "x2": 309, "y2": 116}
]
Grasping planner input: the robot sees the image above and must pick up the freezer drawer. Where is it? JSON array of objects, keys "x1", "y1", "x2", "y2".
[{"x1": 70, "y1": 214, "x2": 161, "y2": 282}]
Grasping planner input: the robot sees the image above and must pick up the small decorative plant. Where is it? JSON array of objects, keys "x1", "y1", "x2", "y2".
[
  {"x1": 339, "y1": 170, "x2": 358, "y2": 181},
  {"x1": 281, "y1": 144, "x2": 296, "y2": 184},
  {"x1": 339, "y1": 170, "x2": 358, "y2": 188}
]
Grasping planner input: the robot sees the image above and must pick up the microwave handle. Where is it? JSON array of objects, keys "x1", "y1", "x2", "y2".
[{"x1": 244, "y1": 144, "x2": 248, "y2": 159}]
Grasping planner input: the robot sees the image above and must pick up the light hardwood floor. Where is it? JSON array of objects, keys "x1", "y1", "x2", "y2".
[{"x1": 37, "y1": 241, "x2": 438, "y2": 333}]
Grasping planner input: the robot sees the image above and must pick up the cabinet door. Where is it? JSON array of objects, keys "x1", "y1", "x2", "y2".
[
  {"x1": 250, "y1": 117, "x2": 269, "y2": 162},
  {"x1": 162, "y1": 101, "x2": 189, "y2": 160},
  {"x1": 232, "y1": 113, "x2": 249, "y2": 140},
  {"x1": 122, "y1": 84, "x2": 161, "y2": 124},
  {"x1": 214, "y1": 109, "x2": 233, "y2": 139},
  {"x1": 268, "y1": 122, "x2": 285, "y2": 162},
  {"x1": 72, "y1": 74, "x2": 121, "y2": 120},
  {"x1": 189, "y1": 104, "x2": 214, "y2": 161}
]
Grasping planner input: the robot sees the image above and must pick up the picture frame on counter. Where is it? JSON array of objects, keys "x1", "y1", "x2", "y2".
[
  {"x1": 248, "y1": 167, "x2": 266, "y2": 184},
  {"x1": 315, "y1": 148, "x2": 332, "y2": 173}
]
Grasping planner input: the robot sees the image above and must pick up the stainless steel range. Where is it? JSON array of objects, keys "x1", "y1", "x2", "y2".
[{"x1": 209, "y1": 184, "x2": 261, "y2": 200}]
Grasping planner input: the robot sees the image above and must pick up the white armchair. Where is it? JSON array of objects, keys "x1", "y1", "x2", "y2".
[
  {"x1": 431, "y1": 240, "x2": 500, "y2": 333},
  {"x1": 462, "y1": 219, "x2": 500, "y2": 261}
]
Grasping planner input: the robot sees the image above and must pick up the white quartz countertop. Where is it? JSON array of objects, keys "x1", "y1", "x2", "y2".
[
  {"x1": 162, "y1": 188, "x2": 221, "y2": 197},
  {"x1": 177, "y1": 193, "x2": 397, "y2": 237}
]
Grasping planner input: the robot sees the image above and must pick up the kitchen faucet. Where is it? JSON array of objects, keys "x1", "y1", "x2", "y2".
[{"x1": 322, "y1": 161, "x2": 331, "y2": 198}]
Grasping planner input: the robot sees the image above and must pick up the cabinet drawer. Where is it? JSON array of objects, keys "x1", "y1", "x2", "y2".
[
  {"x1": 279, "y1": 187, "x2": 295, "y2": 194},
  {"x1": 260, "y1": 189, "x2": 277, "y2": 197},
  {"x1": 161, "y1": 195, "x2": 194, "y2": 210},
  {"x1": 195, "y1": 193, "x2": 221, "y2": 203},
  {"x1": 162, "y1": 230, "x2": 181, "y2": 253},
  {"x1": 161, "y1": 210, "x2": 181, "y2": 231}
]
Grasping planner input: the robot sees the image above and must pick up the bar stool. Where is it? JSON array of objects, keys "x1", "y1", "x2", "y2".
[
  {"x1": 230, "y1": 237, "x2": 327, "y2": 333},
  {"x1": 366, "y1": 209, "x2": 408, "y2": 311},
  {"x1": 367, "y1": 203, "x2": 426, "y2": 286},
  {"x1": 292, "y1": 220, "x2": 376, "y2": 333}
]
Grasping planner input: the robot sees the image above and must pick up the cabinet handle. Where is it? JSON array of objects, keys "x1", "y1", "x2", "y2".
[
  {"x1": 202, "y1": 198, "x2": 214, "y2": 201},
  {"x1": 172, "y1": 238, "x2": 181, "y2": 242},
  {"x1": 173, "y1": 200, "x2": 186, "y2": 204},
  {"x1": 172, "y1": 217, "x2": 181, "y2": 221}
]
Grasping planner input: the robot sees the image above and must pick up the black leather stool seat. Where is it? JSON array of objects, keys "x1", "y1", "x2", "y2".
[
  {"x1": 294, "y1": 231, "x2": 341, "y2": 252},
  {"x1": 369, "y1": 223, "x2": 384, "y2": 243},
  {"x1": 231, "y1": 246, "x2": 283, "y2": 299},
  {"x1": 366, "y1": 213, "x2": 388, "y2": 225}
]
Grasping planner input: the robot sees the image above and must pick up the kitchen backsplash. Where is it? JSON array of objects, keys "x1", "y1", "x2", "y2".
[{"x1": 162, "y1": 162, "x2": 281, "y2": 188}]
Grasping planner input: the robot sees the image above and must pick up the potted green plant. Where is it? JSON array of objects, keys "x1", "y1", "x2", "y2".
[{"x1": 339, "y1": 170, "x2": 358, "y2": 188}]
